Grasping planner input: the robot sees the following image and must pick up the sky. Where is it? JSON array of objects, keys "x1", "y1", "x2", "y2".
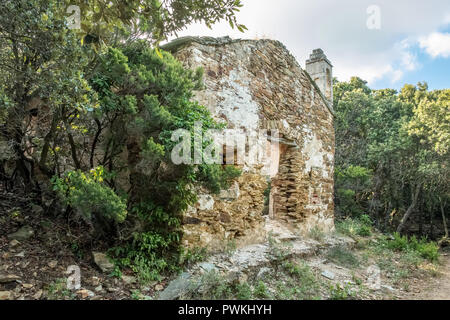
[{"x1": 166, "y1": 0, "x2": 450, "y2": 91}]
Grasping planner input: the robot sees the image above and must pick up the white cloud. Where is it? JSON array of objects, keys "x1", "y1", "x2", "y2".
[
  {"x1": 167, "y1": 0, "x2": 450, "y2": 86},
  {"x1": 397, "y1": 40, "x2": 419, "y2": 71},
  {"x1": 444, "y1": 13, "x2": 450, "y2": 24},
  {"x1": 419, "y1": 32, "x2": 450, "y2": 58}
]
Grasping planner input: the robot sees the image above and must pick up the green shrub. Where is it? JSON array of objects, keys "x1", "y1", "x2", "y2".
[
  {"x1": 110, "y1": 230, "x2": 180, "y2": 283},
  {"x1": 281, "y1": 261, "x2": 320, "y2": 298},
  {"x1": 385, "y1": 233, "x2": 439, "y2": 262},
  {"x1": 329, "y1": 283, "x2": 355, "y2": 300},
  {"x1": 197, "y1": 165, "x2": 241, "y2": 194},
  {"x1": 335, "y1": 215, "x2": 373, "y2": 238},
  {"x1": 253, "y1": 281, "x2": 270, "y2": 299},
  {"x1": 52, "y1": 166, "x2": 127, "y2": 224},
  {"x1": 415, "y1": 241, "x2": 439, "y2": 262},
  {"x1": 326, "y1": 246, "x2": 359, "y2": 268},
  {"x1": 179, "y1": 247, "x2": 208, "y2": 266},
  {"x1": 46, "y1": 278, "x2": 76, "y2": 300},
  {"x1": 235, "y1": 282, "x2": 253, "y2": 300}
]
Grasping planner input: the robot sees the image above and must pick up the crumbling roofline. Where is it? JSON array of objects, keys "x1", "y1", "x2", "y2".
[{"x1": 161, "y1": 36, "x2": 334, "y2": 116}]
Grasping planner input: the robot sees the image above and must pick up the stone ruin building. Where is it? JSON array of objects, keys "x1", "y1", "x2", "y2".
[{"x1": 162, "y1": 37, "x2": 335, "y2": 251}]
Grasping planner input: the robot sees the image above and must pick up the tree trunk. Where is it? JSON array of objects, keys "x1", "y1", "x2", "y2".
[
  {"x1": 383, "y1": 202, "x2": 392, "y2": 231},
  {"x1": 396, "y1": 184, "x2": 421, "y2": 234},
  {"x1": 439, "y1": 197, "x2": 448, "y2": 240}
]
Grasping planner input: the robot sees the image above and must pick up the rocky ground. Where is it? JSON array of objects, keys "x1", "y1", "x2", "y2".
[
  {"x1": 157, "y1": 220, "x2": 448, "y2": 300},
  {"x1": 0, "y1": 190, "x2": 448, "y2": 300},
  {"x1": 0, "y1": 190, "x2": 167, "y2": 300}
]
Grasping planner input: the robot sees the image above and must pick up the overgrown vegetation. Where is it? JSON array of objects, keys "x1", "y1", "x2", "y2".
[
  {"x1": 335, "y1": 216, "x2": 440, "y2": 293},
  {"x1": 184, "y1": 262, "x2": 323, "y2": 300},
  {"x1": 334, "y1": 78, "x2": 449, "y2": 240},
  {"x1": 326, "y1": 246, "x2": 359, "y2": 268},
  {"x1": 336, "y1": 214, "x2": 373, "y2": 238},
  {"x1": 0, "y1": 0, "x2": 244, "y2": 283}
]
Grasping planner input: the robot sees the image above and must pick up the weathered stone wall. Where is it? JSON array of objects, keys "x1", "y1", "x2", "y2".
[{"x1": 163, "y1": 36, "x2": 335, "y2": 250}]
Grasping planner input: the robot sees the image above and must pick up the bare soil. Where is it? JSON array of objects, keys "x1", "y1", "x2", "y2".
[{"x1": 403, "y1": 251, "x2": 450, "y2": 300}]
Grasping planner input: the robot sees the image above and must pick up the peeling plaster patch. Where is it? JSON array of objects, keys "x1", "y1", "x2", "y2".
[
  {"x1": 197, "y1": 195, "x2": 215, "y2": 211},
  {"x1": 216, "y1": 68, "x2": 261, "y2": 130},
  {"x1": 303, "y1": 132, "x2": 329, "y2": 178}
]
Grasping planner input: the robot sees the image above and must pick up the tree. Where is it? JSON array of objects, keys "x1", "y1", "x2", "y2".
[
  {"x1": 407, "y1": 89, "x2": 450, "y2": 155},
  {"x1": 63, "y1": 0, "x2": 247, "y2": 46},
  {"x1": 334, "y1": 78, "x2": 449, "y2": 237},
  {"x1": 0, "y1": 0, "x2": 94, "y2": 192},
  {"x1": 0, "y1": 0, "x2": 244, "y2": 191},
  {"x1": 0, "y1": 0, "x2": 244, "y2": 280}
]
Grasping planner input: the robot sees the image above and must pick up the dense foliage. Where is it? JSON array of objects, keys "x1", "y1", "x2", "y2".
[
  {"x1": 0, "y1": 0, "x2": 242, "y2": 281},
  {"x1": 334, "y1": 77, "x2": 449, "y2": 240}
]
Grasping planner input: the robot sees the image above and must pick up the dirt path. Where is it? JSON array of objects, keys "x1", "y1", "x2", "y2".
[{"x1": 406, "y1": 252, "x2": 450, "y2": 300}]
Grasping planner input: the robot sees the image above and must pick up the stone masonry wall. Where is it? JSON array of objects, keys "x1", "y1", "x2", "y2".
[{"x1": 163, "y1": 37, "x2": 335, "y2": 250}]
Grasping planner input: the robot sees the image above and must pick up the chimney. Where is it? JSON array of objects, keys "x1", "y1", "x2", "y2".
[{"x1": 305, "y1": 49, "x2": 333, "y2": 104}]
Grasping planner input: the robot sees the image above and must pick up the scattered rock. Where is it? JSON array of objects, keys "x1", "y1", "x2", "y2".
[
  {"x1": 92, "y1": 252, "x2": 115, "y2": 273},
  {"x1": 14, "y1": 251, "x2": 25, "y2": 258},
  {"x1": 94, "y1": 285, "x2": 103, "y2": 292},
  {"x1": 22, "y1": 283, "x2": 34, "y2": 289},
  {"x1": 91, "y1": 276, "x2": 100, "y2": 286},
  {"x1": 154, "y1": 284, "x2": 164, "y2": 291},
  {"x1": 33, "y1": 290, "x2": 43, "y2": 299},
  {"x1": 199, "y1": 262, "x2": 216, "y2": 273},
  {"x1": 9, "y1": 240, "x2": 20, "y2": 248},
  {"x1": 0, "y1": 274, "x2": 20, "y2": 283},
  {"x1": 238, "y1": 273, "x2": 248, "y2": 284},
  {"x1": 106, "y1": 286, "x2": 117, "y2": 293},
  {"x1": 381, "y1": 285, "x2": 396, "y2": 292},
  {"x1": 122, "y1": 275, "x2": 136, "y2": 285},
  {"x1": 48, "y1": 260, "x2": 58, "y2": 268},
  {"x1": 256, "y1": 267, "x2": 271, "y2": 280},
  {"x1": 0, "y1": 291, "x2": 13, "y2": 300},
  {"x1": 158, "y1": 272, "x2": 192, "y2": 300},
  {"x1": 77, "y1": 289, "x2": 95, "y2": 299},
  {"x1": 7, "y1": 226, "x2": 34, "y2": 241},
  {"x1": 321, "y1": 270, "x2": 335, "y2": 280}
]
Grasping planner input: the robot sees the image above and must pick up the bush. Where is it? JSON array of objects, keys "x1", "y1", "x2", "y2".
[
  {"x1": 326, "y1": 246, "x2": 359, "y2": 268},
  {"x1": 329, "y1": 283, "x2": 355, "y2": 300},
  {"x1": 94, "y1": 44, "x2": 242, "y2": 282},
  {"x1": 253, "y1": 281, "x2": 270, "y2": 299},
  {"x1": 335, "y1": 215, "x2": 373, "y2": 238},
  {"x1": 52, "y1": 166, "x2": 127, "y2": 225},
  {"x1": 385, "y1": 233, "x2": 439, "y2": 262}
]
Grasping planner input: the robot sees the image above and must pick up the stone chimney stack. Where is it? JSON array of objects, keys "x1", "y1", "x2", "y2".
[{"x1": 305, "y1": 49, "x2": 333, "y2": 104}]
